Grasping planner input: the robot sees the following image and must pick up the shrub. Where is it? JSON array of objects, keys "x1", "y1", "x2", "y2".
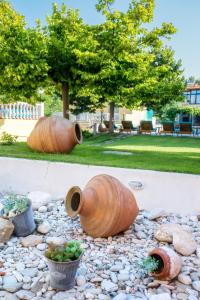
[
  {"x1": 2, "y1": 193, "x2": 29, "y2": 217},
  {"x1": 45, "y1": 240, "x2": 83, "y2": 262},
  {"x1": 0, "y1": 132, "x2": 17, "y2": 145},
  {"x1": 82, "y1": 129, "x2": 93, "y2": 139}
]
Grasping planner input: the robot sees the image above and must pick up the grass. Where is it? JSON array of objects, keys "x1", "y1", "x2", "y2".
[{"x1": 0, "y1": 134, "x2": 200, "y2": 174}]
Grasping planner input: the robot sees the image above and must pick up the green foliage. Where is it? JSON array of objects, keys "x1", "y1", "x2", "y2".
[
  {"x1": 0, "y1": 132, "x2": 17, "y2": 145},
  {"x1": 138, "y1": 256, "x2": 162, "y2": 276},
  {"x1": 45, "y1": 240, "x2": 83, "y2": 262},
  {"x1": 0, "y1": 0, "x2": 185, "y2": 118},
  {"x1": 82, "y1": 130, "x2": 93, "y2": 139},
  {"x1": 3, "y1": 193, "x2": 29, "y2": 217},
  {"x1": 155, "y1": 103, "x2": 200, "y2": 122},
  {"x1": 0, "y1": 136, "x2": 200, "y2": 174},
  {"x1": 0, "y1": 0, "x2": 48, "y2": 103},
  {"x1": 88, "y1": 0, "x2": 185, "y2": 124}
]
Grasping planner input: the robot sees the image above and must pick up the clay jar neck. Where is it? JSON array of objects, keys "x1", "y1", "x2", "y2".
[
  {"x1": 66, "y1": 186, "x2": 94, "y2": 218},
  {"x1": 73, "y1": 123, "x2": 82, "y2": 145}
]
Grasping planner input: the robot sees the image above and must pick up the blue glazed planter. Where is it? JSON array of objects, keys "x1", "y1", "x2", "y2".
[{"x1": 11, "y1": 201, "x2": 36, "y2": 237}]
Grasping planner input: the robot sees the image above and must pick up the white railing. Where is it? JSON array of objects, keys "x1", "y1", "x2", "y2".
[
  {"x1": 0, "y1": 102, "x2": 44, "y2": 120},
  {"x1": 70, "y1": 112, "x2": 120, "y2": 123}
]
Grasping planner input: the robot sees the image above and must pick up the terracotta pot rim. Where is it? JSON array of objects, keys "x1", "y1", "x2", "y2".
[
  {"x1": 73, "y1": 122, "x2": 83, "y2": 145},
  {"x1": 45, "y1": 252, "x2": 83, "y2": 265},
  {"x1": 149, "y1": 247, "x2": 170, "y2": 279},
  {"x1": 65, "y1": 186, "x2": 83, "y2": 218}
]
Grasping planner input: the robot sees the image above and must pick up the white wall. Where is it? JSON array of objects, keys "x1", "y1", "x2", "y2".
[{"x1": 0, "y1": 157, "x2": 199, "y2": 215}]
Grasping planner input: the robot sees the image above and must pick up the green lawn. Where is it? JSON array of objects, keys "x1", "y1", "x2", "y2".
[{"x1": 0, "y1": 134, "x2": 200, "y2": 174}]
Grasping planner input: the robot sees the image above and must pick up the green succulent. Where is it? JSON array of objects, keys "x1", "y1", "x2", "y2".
[
  {"x1": 45, "y1": 240, "x2": 83, "y2": 262},
  {"x1": 3, "y1": 193, "x2": 29, "y2": 216},
  {"x1": 138, "y1": 256, "x2": 163, "y2": 276}
]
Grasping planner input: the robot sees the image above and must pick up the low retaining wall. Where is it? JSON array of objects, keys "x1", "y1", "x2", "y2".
[
  {"x1": 0, "y1": 157, "x2": 199, "y2": 214},
  {"x1": 0, "y1": 119, "x2": 38, "y2": 141}
]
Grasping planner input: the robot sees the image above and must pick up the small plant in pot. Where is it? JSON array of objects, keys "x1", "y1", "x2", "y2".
[
  {"x1": 2, "y1": 193, "x2": 36, "y2": 237},
  {"x1": 138, "y1": 246, "x2": 182, "y2": 281},
  {"x1": 45, "y1": 240, "x2": 83, "y2": 290}
]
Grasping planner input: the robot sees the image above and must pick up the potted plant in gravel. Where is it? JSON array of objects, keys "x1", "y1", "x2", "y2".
[
  {"x1": 138, "y1": 246, "x2": 182, "y2": 281},
  {"x1": 1, "y1": 193, "x2": 36, "y2": 237},
  {"x1": 45, "y1": 240, "x2": 83, "y2": 290}
]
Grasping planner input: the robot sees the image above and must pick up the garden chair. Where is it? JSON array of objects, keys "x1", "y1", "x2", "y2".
[
  {"x1": 160, "y1": 122, "x2": 175, "y2": 135},
  {"x1": 120, "y1": 121, "x2": 134, "y2": 133},
  {"x1": 139, "y1": 121, "x2": 157, "y2": 135},
  {"x1": 103, "y1": 120, "x2": 118, "y2": 131},
  {"x1": 177, "y1": 123, "x2": 193, "y2": 136}
]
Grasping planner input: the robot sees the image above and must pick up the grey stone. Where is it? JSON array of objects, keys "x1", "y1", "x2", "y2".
[
  {"x1": 101, "y1": 280, "x2": 118, "y2": 292},
  {"x1": 178, "y1": 273, "x2": 192, "y2": 285},
  {"x1": 21, "y1": 268, "x2": 38, "y2": 278},
  {"x1": 110, "y1": 264, "x2": 123, "y2": 272},
  {"x1": 76, "y1": 275, "x2": 86, "y2": 286},
  {"x1": 192, "y1": 280, "x2": 200, "y2": 292},
  {"x1": 37, "y1": 222, "x2": 50, "y2": 234},
  {"x1": 2, "y1": 276, "x2": 22, "y2": 292},
  {"x1": 21, "y1": 235, "x2": 43, "y2": 247},
  {"x1": 38, "y1": 206, "x2": 47, "y2": 213},
  {"x1": 16, "y1": 290, "x2": 35, "y2": 299},
  {"x1": 113, "y1": 293, "x2": 127, "y2": 300}
]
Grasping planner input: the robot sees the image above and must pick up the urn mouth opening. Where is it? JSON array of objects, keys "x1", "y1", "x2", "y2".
[
  {"x1": 150, "y1": 254, "x2": 164, "y2": 274},
  {"x1": 65, "y1": 186, "x2": 83, "y2": 218},
  {"x1": 74, "y1": 123, "x2": 82, "y2": 144}
]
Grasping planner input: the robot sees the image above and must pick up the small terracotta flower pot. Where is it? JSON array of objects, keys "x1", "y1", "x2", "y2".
[{"x1": 148, "y1": 246, "x2": 182, "y2": 280}]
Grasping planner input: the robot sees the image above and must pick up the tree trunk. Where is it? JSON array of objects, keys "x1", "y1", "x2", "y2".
[
  {"x1": 109, "y1": 102, "x2": 115, "y2": 133},
  {"x1": 62, "y1": 83, "x2": 69, "y2": 119}
]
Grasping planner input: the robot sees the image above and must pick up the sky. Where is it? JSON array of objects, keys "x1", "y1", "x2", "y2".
[{"x1": 9, "y1": 0, "x2": 200, "y2": 79}]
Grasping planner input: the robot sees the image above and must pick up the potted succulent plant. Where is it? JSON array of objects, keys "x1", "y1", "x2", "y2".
[
  {"x1": 138, "y1": 246, "x2": 182, "y2": 281},
  {"x1": 45, "y1": 240, "x2": 83, "y2": 290},
  {"x1": 1, "y1": 193, "x2": 36, "y2": 237}
]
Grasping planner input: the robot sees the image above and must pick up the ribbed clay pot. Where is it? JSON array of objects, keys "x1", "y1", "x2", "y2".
[
  {"x1": 148, "y1": 246, "x2": 182, "y2": 280},
  {"x1": 65, "y1": 174, "x2": 139, "y2": 237},
  {"x1": 27, "y1": 116, "x2": 82, "y2": 153}
]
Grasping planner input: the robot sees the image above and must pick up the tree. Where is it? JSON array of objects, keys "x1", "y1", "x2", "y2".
[
  {"x1": 90, "y1": 0, "x2": 185, "y2": 131},
  {"x1": 0, "y1": 0, "x2": 48, "y2": 103},
  {"x1": 43, "y1": 3, "x2": 98, "y2": 119},
  {"x1": 0, "y1": 1, "x2": 98, "y2": 117}
]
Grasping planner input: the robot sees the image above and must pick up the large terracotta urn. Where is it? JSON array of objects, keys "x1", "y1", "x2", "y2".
[
  {"x1": 148, "y1": 247, "x2": 182, "y2": 280},
  {"x1": 27, "y1": 116, "x2": 82, "y2": 153},
  {"x1": 65, "y1": 174, "x2": 139, "y2": 237}
]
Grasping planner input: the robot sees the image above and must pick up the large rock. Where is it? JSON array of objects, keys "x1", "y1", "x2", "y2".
[
  {"x1": 21, "y1": 235, "x2": 43, "y2": 247},
  {"x1": 173, "y1": 230, "x2": 197, "y2": 256},
  {"x1": 0, "y1": 218, "x2": 14, "y2": 243},
  {"x1": 155, "y1": 223, "x2": 197, "y2": 255},
  {"x1": 154, "y1": 224, "x2": 182, "y2": 243},
  {"x1": 27, "y1": 191, "x2": 51, "y2": 210}
]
